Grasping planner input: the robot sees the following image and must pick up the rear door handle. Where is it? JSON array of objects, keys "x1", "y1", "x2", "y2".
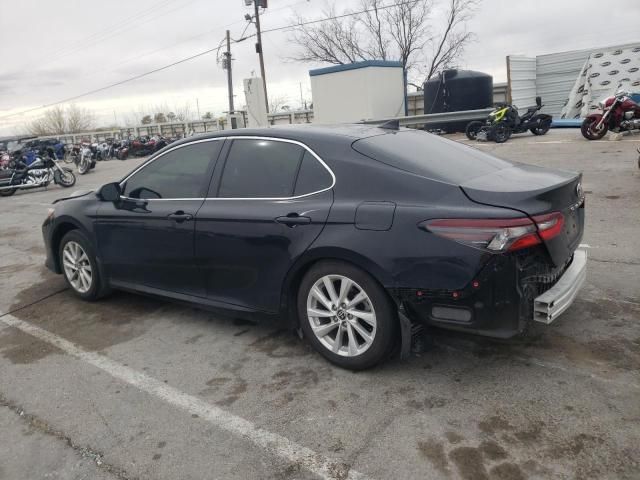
[
  {"x1": 168, "y1": 211, "x2": 193, "y2": 223},
  {"x1": 275, "y1": 214, "x2": 311, "y2": 227}
]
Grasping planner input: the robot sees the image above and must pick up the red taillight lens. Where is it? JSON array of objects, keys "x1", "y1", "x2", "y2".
[
  {"x1": 421, "y1": 212, "x2": 564, "y2": 253},
  {"x1": 532, "y1": 212, "x2": 564, "y2": 241}
]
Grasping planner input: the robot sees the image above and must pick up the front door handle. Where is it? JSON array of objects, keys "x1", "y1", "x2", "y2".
[
  {"x1": 168, "y1": 211, "x2": 193, "y2": 223},
  {"x1": 275, "y1": 214, "x2": 311, "y2": 227}
]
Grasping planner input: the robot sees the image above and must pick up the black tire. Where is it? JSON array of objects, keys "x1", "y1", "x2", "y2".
[
  {"x1": 297, "y1": 260, "x2": 397, "y2": 370},
  {"x1": 492, "y1": 123, "x2": 512, "y2": 143},
  {"x1": 530, "y1": 120, "x2": 551, "y2": 135},
  {"x1": 0, "y1": 188, "x2": 16, "y2": 197},
  {"x1": 77, "y1": 157, "x2": 89, "y2": 175},
  {"x1": 54, "y1": 167, "x2": 76, "y2": 188},
  {"x1": 581, "y1": 117, "x2": 608, "y2": 140},
  {"x1": 465, "y1": 121, "x2": 483, "y2": 140},
  {"x1": 59, "y1": 230, "x2": 110, "y2": 301}
]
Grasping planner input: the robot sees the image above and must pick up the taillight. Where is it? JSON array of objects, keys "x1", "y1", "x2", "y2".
[{"x1": 420, "y1": 212, "x2": 564, "y2": 253}]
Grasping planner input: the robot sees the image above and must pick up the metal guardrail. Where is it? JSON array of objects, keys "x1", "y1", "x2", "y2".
[{"x1": 361, "y1": 108, "x2": 494, "y2": 127}]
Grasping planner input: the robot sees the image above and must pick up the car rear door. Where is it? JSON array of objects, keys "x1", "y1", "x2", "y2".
[
  {"x1": 195, "y1": 137, "x2": 334, "y2": 313},
  {"x1": 95, "y1": 139, "x2": 223, "y2": 297}
]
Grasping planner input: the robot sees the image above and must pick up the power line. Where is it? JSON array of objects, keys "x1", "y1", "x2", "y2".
[
  {"x1": 1, "y1": 48, "x2": 219, "y2": 119},
  {"x1": 39, "y1": 0, "x2": 200, "y2": 69},
  {"x1": 0, "y1": 0, "x2": 418, "y2": 120},
  {"x1": 44, "y1": 0, "x2": 178, "y2": 58},
  {"x1": 16, "y1": 0, "x2": 182, "y2": 73}
]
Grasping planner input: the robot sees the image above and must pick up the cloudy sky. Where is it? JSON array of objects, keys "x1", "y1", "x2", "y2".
[{"x1": 0, "y1": 0, "x2": 638, "y2": 134}]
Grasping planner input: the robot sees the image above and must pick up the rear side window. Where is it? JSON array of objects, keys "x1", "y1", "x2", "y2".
[
  {"x1": 352, "y1": 130, "x2": 511, "y2": 183},
  {"x1": 294, "y1": 151, "x2": 333, "y2": 196},
  {"x1": 123, "y1": 141, "x2": 220, "y2": 199},
  {"x1": 218, "y1": 139, "x2": 304, "y2": 198}
]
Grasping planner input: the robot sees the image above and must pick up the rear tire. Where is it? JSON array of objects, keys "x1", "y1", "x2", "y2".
[
  {"x1": 465, "y1": 121, "x2": 483, "y2": 140},
  {"x1": 298, "y1": 261, "x2": 397, "y2": 370},
  {"x1": 530, "y1": 119, "x2": 551, "y2": 135},
  {"x1": 0, "y1": 188, "x2": 16, "y2": 197}
]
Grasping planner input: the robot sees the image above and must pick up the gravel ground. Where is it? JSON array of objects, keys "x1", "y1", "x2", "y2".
[{"x1": 0, "y1": 129, "x2": 639, "y2": 480}]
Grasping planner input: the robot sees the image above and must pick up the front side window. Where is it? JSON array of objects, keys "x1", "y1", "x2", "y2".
[
  {"x1": 218, "y1": 139, "x2": 304, "y2": 198},
  {"x1": 123, "y1": 141, "x2": 220, "y2": 199}
]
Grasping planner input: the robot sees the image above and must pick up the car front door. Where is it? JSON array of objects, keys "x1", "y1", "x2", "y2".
[
  {"x1": 96, "y1": 138, "x2": 223, "y2": 297},
  {"x1": 195, "y1": 137, "x2": 335, "y2": 313}
]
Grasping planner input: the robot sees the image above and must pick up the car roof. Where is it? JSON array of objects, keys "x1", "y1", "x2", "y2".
[{"x1": 172, "y1": 123, "x2": 390, "y2": 148}]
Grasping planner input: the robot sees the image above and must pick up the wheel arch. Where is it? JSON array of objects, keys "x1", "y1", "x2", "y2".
[
  {"x1": 279, "y1": 247, "x2": 397, "y2": 329},
  {"x1": 50, "y1": 217, "x2": 91, "y2": 272}
]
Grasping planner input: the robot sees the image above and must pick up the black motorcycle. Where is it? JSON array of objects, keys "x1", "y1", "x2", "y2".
[
  {"x1": 466, "y1": 96, "x2": 552, "y2": 143},
  {"x1": 0, "y1": 150, "x2": 76, "y2": 197}
]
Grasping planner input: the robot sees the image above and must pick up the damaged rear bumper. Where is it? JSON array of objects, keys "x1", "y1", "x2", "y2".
[{"x1": 533, "y1": 248, "x2": 587, "y2": 324}]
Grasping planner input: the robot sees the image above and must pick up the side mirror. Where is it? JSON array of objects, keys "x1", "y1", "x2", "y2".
[
  {"x1": 536, "y1": 96, "x2": 542, "y2": 107},
  {"x1": 98, "y1": 182, "x2": 121, "y2": 202}
]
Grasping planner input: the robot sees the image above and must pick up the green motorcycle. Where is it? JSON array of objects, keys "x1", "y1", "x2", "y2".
[{"x1": 466, "y1": 96, "x2": 552, "y2": 143}]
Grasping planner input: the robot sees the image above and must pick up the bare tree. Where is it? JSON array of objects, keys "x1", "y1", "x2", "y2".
[
  {"x1": 268, "y1": 95, "x2": 291, "y2": 114},
  {"x1": 174, "y1": 103, "x2": 193, "y2": 122},
  {"x1": 66, "y1": 105, "x2": 94, "y2": 133},
  {"x1": 289, "y1": 0, "x2": 478, "y2": 87},
  {"x1": 26, "y1": 104, "x2": 94, "y2": 135}
]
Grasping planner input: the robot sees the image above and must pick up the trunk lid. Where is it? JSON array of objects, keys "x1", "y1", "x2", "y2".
[{"x1": 461, "y1": 164, "x2": 585, "y2": 266}]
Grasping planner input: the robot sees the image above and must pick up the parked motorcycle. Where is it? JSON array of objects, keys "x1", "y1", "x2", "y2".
[
  {"x1": 113, "y1": 139, "x2": 130, "y2": 160},
  {"x1": 129, "y1": 135, "x2": 167, "y2": 157},
  {"x1": 0, "y1": 152, "x2": 75, "y2": 197},
  {"x1": 64, "y1": 144, "x2": 81, "y2": 164},
  {"x1": 76, "y1": 143, "x2": 97, "y2": 175},
  {"x1": 581, "y1": 91, "x2": 640, "y2": 140},
  {"x1": 0, "y1": 151, "x2": 12, "y2": 169},
  {"x1": 466, "y1": 96, "x2": 552, "y2": 143}
]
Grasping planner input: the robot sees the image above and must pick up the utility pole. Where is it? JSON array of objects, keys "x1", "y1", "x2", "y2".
[
  {"x1": 299, "y1": 82, "x2": 304, "y2": 110},
  {"x1": 196, "y1": 98, "x2": 201, "y2": 119},
  {"x1": 224, "y1": 29, "x2": 234, "y2": 113},
  {"x1": 253, "y1": 0, "x2": 269, "y2": 113}
]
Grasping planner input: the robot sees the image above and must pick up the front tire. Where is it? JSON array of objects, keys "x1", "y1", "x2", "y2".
[
  {"x1": 581, "y1": 117, "x2": 608, "y2": 140},
  {"x1": 298, "y1": 261, "x2": 397, "y2": 370},
  {"x1": 77, "y1": 157, "x2": 89, "y2": 174},
  {"x1": 54, "y1": 167, "x2": 76, "y2": 188},
  {"x1": 59, "y1": 230, "x2": 109, "y2": 301},
  {"x1": 465, "y1": 121, "x2": 483, "y2": 140},
  {"x1": 492, "y1": 123, "x2": 512, "y2": 143}
]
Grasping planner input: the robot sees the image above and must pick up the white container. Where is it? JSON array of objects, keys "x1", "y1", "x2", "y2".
[{"x1": 310, "y1": 61, "x2": 406, "y2": 124}]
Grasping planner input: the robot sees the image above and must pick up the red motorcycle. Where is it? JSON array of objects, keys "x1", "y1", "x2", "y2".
[{"x1": 581, "y1": 91, "x2": 640, "y2": 140}]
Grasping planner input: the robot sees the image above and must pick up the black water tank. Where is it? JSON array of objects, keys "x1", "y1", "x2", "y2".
[{"x1": 424, "y1": 69, "x2": 493, "y2": 114}]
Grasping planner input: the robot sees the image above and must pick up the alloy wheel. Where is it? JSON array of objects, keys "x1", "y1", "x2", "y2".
[
  {"x1": 62, "y1": 241, "x2": 92, "y2": 293},
  {"x1": 306, "y1": 274, "x2": 377, "y2": 357}
]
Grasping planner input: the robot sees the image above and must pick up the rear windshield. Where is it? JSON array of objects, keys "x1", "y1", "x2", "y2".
[{"x1": 352, "y1": 130, "x2": 512, "y2": 184}]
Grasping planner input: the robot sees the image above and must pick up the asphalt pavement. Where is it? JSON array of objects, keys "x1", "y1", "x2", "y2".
[{"x1": 0, "y1": 129, "x2": 639, "y2": 480}]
